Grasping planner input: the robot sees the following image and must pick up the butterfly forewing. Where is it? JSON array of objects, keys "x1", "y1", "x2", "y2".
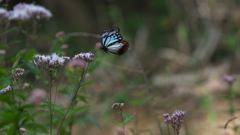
[
  {"x1": 100, "y1": 27, "x2": 129, "y2": 55},
  {"x1": 101, "y1": 28, "x2": 122, "y2": 47}
]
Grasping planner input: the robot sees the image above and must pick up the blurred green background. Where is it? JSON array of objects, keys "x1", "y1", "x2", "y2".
[{"x1": 4, "y1": 0, "x2": 240, "y2": 135}]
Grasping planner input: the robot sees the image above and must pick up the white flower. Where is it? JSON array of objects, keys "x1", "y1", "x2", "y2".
[
  {"x1": 9, "y1": 3, "x2": 52, "y2": 22},
  {"x1": 0, "y1": 8, "x2": 9, "y2": 19}
]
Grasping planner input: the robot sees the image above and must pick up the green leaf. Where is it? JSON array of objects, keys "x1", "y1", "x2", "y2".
[
  {"x1": 22, "y1": 49, "x2": 36, "y2": 61},
  {"x1": 0, "y1": 27, "x2": 19, "y2": 36},
  {"x1": 75, "y1": 117, "x2": 86, "y2": 127},
  {"x1": 122, "y1": 113, "x2": 135, "y2": 126},
  {"x1": 136, "y1": 129, "x2": 153, "y2": 135},
  {"x1": 80, "y1": 80, "x2": 96, "y2": 87},
  {"x1": 112, "y1": 120, "x2": 122, "y2": 127},
  {"x1": 84, "y1": 115, "x2": 102, "y2": 130},
  {"x1": 77, "y1": 95, "x2": 88, "y2": 103},
  {"x1": 24, "y1": 123, "x2": 49, "y2": 133},
  {"x1": 21, "y1": 104, "x2": 36, "y2": 109}
]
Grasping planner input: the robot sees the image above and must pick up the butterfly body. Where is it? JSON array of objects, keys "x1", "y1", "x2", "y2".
[{"x1": 101, "y1": 27, "x2": 129, "y2": 56}]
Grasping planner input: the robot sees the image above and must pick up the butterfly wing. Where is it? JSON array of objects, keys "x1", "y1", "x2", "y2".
[
  {"x1": 101, "y1": 27, "x2": 123, "y2": 47},
  {"x1": 107, "y1": 40, "x2": 129, "y2": 55}
]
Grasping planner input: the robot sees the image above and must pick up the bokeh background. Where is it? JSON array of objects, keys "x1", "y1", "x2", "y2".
[{"x1": 5, "y1": 0, "x2": 240, "y2": 134}]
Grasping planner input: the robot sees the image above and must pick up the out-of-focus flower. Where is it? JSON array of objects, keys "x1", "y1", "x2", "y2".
[
  {"x1": 0, "y1": 50, "x2": 6, "y2": 55},
  {"x1": 222, "y1": 74, "x2": 239, "y2": 83},
  {"x1": 31, "y1": 53, "x2": 70, "y2": 73},
  {"x1": 163, "y1": 110, "x2": 186, "y2": 134},
  {"x1": 19, "y1": 128, "x2": 26, "y2": 132},
  {"x1": 0, "y1": 85, "x2": 12, "y2": 93},
  {"x1": 95, "y1": 42, "x2": 102, "y2": 48},
  {"x1": 61, "y1": 44, "x2": 68, "y2": 50},
  {"x1": 111, "y1": 103, "x2": 124, "y2": 111},
  {"x1": 72, "y1": 52, "x2": 94, "y2": 61},
  {"x1": 22, "y1": 83, "x2": 30, "y2": 89},
  {"x1": 113, "y1": 126, "x2": 130, "y2": 134},
  {"x1": 28, "y1": 89, "x2": 47, "y2": 103},
  {"x1": 68, "y1": 59, "x2": 86, "y2": 68},
  {"x1": 11, "y1": 68, "x2": 25, "y2": 81},
  {"x1": 0, "y1": 8, "x2": 9, "y2": 20},
  {"x1": 55, "y1": 31, "x2": 65, "y2": 39},
  {"x1": 8, "y1": 3, "x2": 52, "y2": 22}
]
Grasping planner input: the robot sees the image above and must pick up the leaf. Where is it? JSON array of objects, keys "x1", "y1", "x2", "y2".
[
  {"x1": 22, "y1": 49, "x2": 36, "y2": 61},
  {"x1": 77, "y1": 95, "x2": 88, "y2": 103},
  {"x1": 122, "y1": 113, "x2": 135, "y2": 126},
  {"x1": 20, "y1": 104, "x2": 36, "y2": 109},
  {"x1": 24, "y1": 123, "x2": 49, "y2": 133},
  {"x1": 0, "y1": 27, "x2": 19, "y2": 36},
  {"x1": 112, "y1": 120, "x2": 122, "y2": 127},
  {"x1": 75, "y1": 117, "x2": 86, "y2": 127},
  {"x1": 80, "y1": 80, "x2": 96, "y2": 87},
  {"x1": 84, "y1": 115, "x2": 102, "y2": 130}
]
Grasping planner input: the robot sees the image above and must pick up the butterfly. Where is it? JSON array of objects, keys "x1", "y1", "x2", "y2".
[{"x1": 100, "y1": 27, "x2": 129, "y2": 56}]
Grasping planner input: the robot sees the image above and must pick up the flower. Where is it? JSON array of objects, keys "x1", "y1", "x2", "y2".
[
  {"x1": 163, "y1": 110, "x2": 186, "y2": 134},
  {"x1": 19, "y1": 128, "x2": 26, "y2": 132},
  {"x1": 8, "y1": 3, "x2": 52, "y2": 22},
  {"x1": 0, "y1": 50, "x2": 6, "y2": 55},
  {"x1": 0, "y1": 8, "x2": 9, "y2": 20},
  {"x1": 28, "y1": 89, "x2": 47, "y2": 103},
  {"x1": 111, "y1": 103, "x2": 124, "y2": 111},
  {"x1": 0, "y1": 85, "x2": 12, "y2": 93},
  {"x1": 22, "y1": 83, "x2": 30, "y2": 89},
  {"x1": 68, "y1": 59, "x2": 86, "y2": 68},
  {"x1": 55, "y1": 31, "x2": 65, "y2": 39},
  {"x1": 31, "y1": 53, "x2": 70, "y2": 73},
  {"x1": 95, "y1": 42, "x2": 102, "y2": 48},
  {"x1": 61, "y1": 44, "x2": 68, "y2": 50},
  {"x1": 11, "y1": 68, "x2": 25, "y2": 81},
  {"x1": 222, "y1": 74, "x2": 239, "y2": 83},
  {"x1": 72, "y1": 52, "x2": 94, "y2": 61}
]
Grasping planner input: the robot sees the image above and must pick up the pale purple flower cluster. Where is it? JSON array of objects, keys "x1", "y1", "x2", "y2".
[
  {"x1": 28, "y1": 89, "x2": 47, "y2": 103},
  {"x1": 8, "y1": 3, "x2": 52, "y2": 22},
  {"x1": 111, "y1": 103, "x2": 124, "y2": 111},
  {"x1": 0, "y1": 50, "x2": 6, "y2": 55},
  {"x1": 68, "y1": 59, "x2": 86, "y2": 68},
  {"x1": 0, "y1": 85, "x2": 12, "y2": 93},
  {"x1": 55, "y1": 31, "x2": 65, "y2": 39},
  {"x1": 163, "y1": 110, "x2": 186, "y2": 135},
  {"x1": 222, "y1": 74, "x2": 239, "y2": 83},
  {"x1": 72, "y1": 52, "x2": 94, "y2": 61},
  {"x1": 22, "y1": 83, "x2": 30, "y2": 89},
  {"x1": 11, "y1": 68, "x2": 25, "y2": 80},
  {"x1": 32, "y1": 53, "x2": 70, "y2": 73},
  {"x1": 0, "y1": 8, "x2": 9, "y2": 20}
]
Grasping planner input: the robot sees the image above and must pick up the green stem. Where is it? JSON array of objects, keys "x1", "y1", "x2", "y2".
[
  {"x1": 56, "y1": 63, "x2": 90, "y2": 135},
  {"x1": 48, "y1": 73, "x2": 52, "y2": 135}
]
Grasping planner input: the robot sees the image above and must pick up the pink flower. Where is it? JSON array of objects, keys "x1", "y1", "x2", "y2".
[
  {"x1": 19, "y1": 128, "x2": 26, "y2": 132},
  {"x1": 0, "y1": 85, "x2": 12, "y2": 93},
  {"x1": 68, "y1": 59, "x2": 86, "y2": 68},
  {"x1": 8, "y1": 3, "x2": 52, "y2": 22},
  {"x1": 72, "y1": 52, "x2": 94, "y2": 61},
  {"x1": 222, "y1": 74, "x2": 239, "y2": 83},
  {"x1": 95, "y1": 42, "x2": 102, "y2": 48},
  {"x1": 55, "y1": 31, "x2": 65, "y2": 39},
  {"x1": 0, "y1": 8, "x2": 8, "y2": 20},
  {"x1": 28, "y1": 89, "x2": 47, "y2": 103},
  {"x1": 111, "y1": 103, "x2": 124, "y2": 111},
  {"x1": 22, "y1": 83, "x2": 30, "y2": 89},
  {"x1": 0, "y1": 50, "x2": 6, "y2": 55},
  {"x1": 61, "y1": 44, "x2": 68, "y2": 50},
  {"x1": 11, "y1": 68, "x2": 25, "y2": 80}
]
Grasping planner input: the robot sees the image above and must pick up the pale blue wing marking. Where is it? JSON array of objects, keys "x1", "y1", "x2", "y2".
[{"x1": 101, "y1": 28, "x2": 123, "y2": 47}]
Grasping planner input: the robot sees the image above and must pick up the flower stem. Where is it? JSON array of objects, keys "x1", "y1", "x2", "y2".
[
  {"x1": 57, "y1": 63, "x2": 90, "y2": 135},
  {"x1": 120, "y1": 111, "x2": 125, "y2": 135},
  {"x1": 48, "y1": 73, "x2": 52, "y2": 135}
]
